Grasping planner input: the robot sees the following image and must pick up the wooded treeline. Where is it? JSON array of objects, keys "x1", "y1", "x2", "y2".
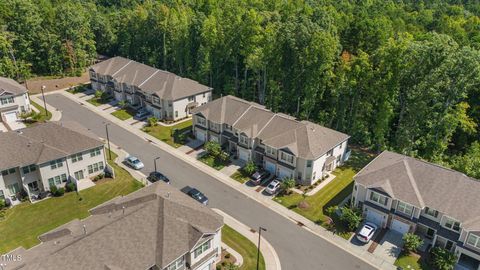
[{"x1": 1, "y1": 0, "x2": 479, "y2": 177}]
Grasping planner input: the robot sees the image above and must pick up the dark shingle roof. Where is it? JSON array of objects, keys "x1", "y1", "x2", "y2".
[
  {"x1": 355, "y1": 151, "x2": 480, "y2": 230},
  {"x1": 8, "y1": 182, "x2": 223, "y2": 270}
]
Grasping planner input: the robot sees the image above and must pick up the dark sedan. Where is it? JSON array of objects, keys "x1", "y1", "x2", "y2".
[
  {"x1": 186, "y1": 188, "x2": 208, "y2": 205},
  {"x1": 147, "y1": 171, "x2": 170, "y2": 184}
]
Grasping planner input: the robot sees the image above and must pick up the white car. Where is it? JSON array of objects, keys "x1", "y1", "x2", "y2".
[
  {"x1": 356, "y1": 222, "x2": 378, "y2": 243},
  {"x1": 125, "y1": 156, "x2": 144, "y2": 170},
  {"x1": 265, "y1": 179, "x2": 281, "y2": 195}
]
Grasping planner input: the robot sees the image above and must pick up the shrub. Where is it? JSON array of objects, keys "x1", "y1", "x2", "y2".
[
  {"x1": 65, "y1": 182, "x2": 76, "y2": 192},
  {"x1": 55, "y1": 187, "x2": 65, "y2": 197},
  {"x1": 243, "y1": 160, "x2": 256, "y2": 175},
  {"x1": 403, "y1": 233, "x2": 423, "y2": 253},
  {"x1": 0, "y1": 199, "x2": 6, "y2": 209},
  {"x1": 431, "y1": 247, "x2": 457, "y2": 270},
  {"x1": 224, "y1": 253, "x2": 231, "y2": 259},
  {"x1": 204, "y1": 141, "x2": 222, "y2": 157},
  {"x1": 281, "y1": 177, "x2": 296, "y2": 193},
  {"x1": 339, "y1": 206, "x2": 362, "y2": 231},
  {"x1": 118, "y1": 100, "x2": 126, "y2": 108},
  {"x1": 216, "y1": 265, "x2": 222, "y2": 270},
  {"x1": 94, "y1": 90, "x2": 102, "y2": 99},
  {"x1": 325, "y1": 205, "x2": 338, "y2": 217},
  {"x1": 147, "y1": 116, "x2": 158, "y2": 127},
  {"x1": 50, "y1": 185, "x2": 58, "y2": 195},
  {"x1": 93, "y1": 173, "x2": 105, "y2": 182}
]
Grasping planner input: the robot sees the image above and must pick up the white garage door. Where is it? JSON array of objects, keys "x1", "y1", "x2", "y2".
[
  {"x1": 196, "y1": 130, "x2": 206, "y2": 142},
  {"x1": 4, "y1": 111, "x2": 17, "y2": 122},
  {"x1": 198, "y1": 262, "x2": 212, "y2": 270},
  {"x1": 391, "y1": 219, "x2": 410, "y2": 234},
  {"x1": 366, "y1": 209, "x2": 385, "y2": 227},
  {"x1": 238, "y1": 149, "x2": 249, "y2": 162},
  {"x1": 265, "y1": 161, "x2": 276, "y2": 174},
  {"x1": 277, "y1": 167, "x2": 293, "y2": 180}
]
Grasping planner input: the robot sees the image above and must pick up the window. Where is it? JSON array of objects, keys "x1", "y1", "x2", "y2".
[
  {"x1": 266, "y1": 146, "x2": 276, "y2": 156},
  {"x1": 397, "y1": 201, "x2": 414, "y2": 216},
  {"x1": 224, "y1": 124, "x2": 232, "y2": 131},
  {"x1": 167, "y1": 256, "x2": 185, "y2": 270},
  {"x1": 175, "y1": 111, "x2": 178, "y2": 117},
  {"x1": 88, "y1": 162, "x2": 104, "y2": 174},
  {"x1": 8, "y1": 168, "x2": 15, "y2": 174},
  {"x1": 280, "y1": 152, "x2": 294, "y2": 164},
  {"x1": 306, "y1": 160, "x2": 312, "y2": 168},
  {"x1": 153, "y1": 96, "x2": 160, "y2": 104},
  {"x1": 467, "y1": 234, "x2": 480, "y2": 249},
  {"x1": 1, "y1": 168, "x2": 15, "y2": 176},
  {"x1": 48, "y1": 174, "x2": 67, "y2": 187},
  {"x1": 312, "y1": 171, "x2": 316, "y2": 180},
  {"x1": 90, "y1": 148, "x2": 101, "y2": 157},
  {"x1": 0, "y1": 190, "x2": 4, "y2": 200},
  {"x1": 424, "y1": 207, "x2": 439, "y2": 218},
  {"x1": 196, "y1": 116, "x2": 206, "y2": 126},
  {"x1": 327, "y1": 149, "x2": 333, "y2": 156},
  {"x1": 71, "y1": 153, "x2": 83, "y2": 163},
  {"x1": 0, "y1": 97, "x2": 14, "y2": 105},
  {"x1": 203, "y1": 93, "x2": 206, "y2": 98},
  {"x1": 22, "y1": 165, "x2": 37, "y2": 174},
  {"x1": 443, "y1": 217, "x2": 461, "y2": 232},
  {"x1": 168, "y1": 102, "x2": 172, "y2": 107},
  {"x1": 188, "y1": 96, "x2": 195, "y2": 102},
  {"x1": 193, "y1": 240, "x2": 211, "y2": 259},
  {"x1": 7, "y1": 183, "x2": 20, "y2": 195},
  {"x1": 369, "y1": 191, "x2": 388, "y2": 206},
  {"x1": 1, "y1": 170, "x2": 8, "y2": 176},
  {"x1": 239, "y1": 135, "x2": 248, "y2": 146},
  {"x1": 50, "y1": 159, "x2": 63, "y2": 169}
]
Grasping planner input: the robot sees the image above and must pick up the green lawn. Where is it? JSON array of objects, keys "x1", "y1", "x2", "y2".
[
  {"x1": 87, "y1": 97, "x2": 111, "y2": 107},
  {"x1": 30, "y1": 100, "x2": 52, "y2": 122},
  {"x1": 231, "y1": 170, "x2": 250, "y2": 184},
  {"x1": 66, "y1": 84, "x2": 88, "y2": 94},
  {"x1": 199, "y1": 154, "x2": 229, "y2": 170},
  {"x1": 142, "y1": 120, "x2": 192, "y2": 148},
  {"x1": 395, "y1": 252, "x2": 433, "y2": 270},
  {"x1": 273, "y1": 148, "x2": 375, "y2": 239},
  {"x1": 111, "y1": 108, "x2": 135, "y2": 120},
  {"x1": 222, "y1": 225, "x2": 265, "y2": 270},
  {"x1": 0, "y1": 151, "x2": 143, "y2": 253}
]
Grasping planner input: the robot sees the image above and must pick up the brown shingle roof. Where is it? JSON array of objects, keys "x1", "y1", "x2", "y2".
[
  {"x1": 0, "y1": 122, "x2": 103, "y2": 170},
  {"x1": 0, "y1": 77, "x2": 28, "y2": 96},
  {"x1": 193, "y1": 95, "x2": 349, "y2": 159},
  {"x1": 8, "y1": 182, "x2": 223, "y2": 270},
  {"x1": 90, "y1": 57, "x2": 211, "y2": 100},
  {"x1": 355, "y1": 151, "x2": 480, "y2": 230}
]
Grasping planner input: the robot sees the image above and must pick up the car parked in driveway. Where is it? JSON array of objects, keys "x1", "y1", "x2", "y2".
[
  {"x1": 185, "y1": 188, "x2": 209, "y2": 205},
  {"x1": 356, "y1": 222, "x2": 378, "y2": 243},
  {"x1": 134, "y1": 109, "x2": 150, "y2": 120},
  {"x1": 250, "y1": 170, "x2": 270, "y2": 185},
  {"x1": 265, "y1": 179, "x2": 281, "y2": 195},
  {"x1": 147, "y1": 171, "x2": 170, "y2": 184},
  {"x1": 124, "y1": 156, "x2": 144, "y2": 170}
]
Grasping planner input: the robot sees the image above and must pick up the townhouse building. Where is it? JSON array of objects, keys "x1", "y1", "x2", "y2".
[
  {"x1": 192, "y1": 95, "x2": 350, "y2": 185},
  {"x1": 89, "y1": 56, "x2": 212, "y2": 121},
  {"x1": 6, "y1": 181, "x2": 223, "y2": 270},
  {"x1": 0, "y1": 76, "x2": 31, "y2": 125},
  {"x1": 352, "y1": 151, "x2": 480, "y2": 270},
  {"x1": 0, "y1": 122, "x2": 107, "y2": 204}
]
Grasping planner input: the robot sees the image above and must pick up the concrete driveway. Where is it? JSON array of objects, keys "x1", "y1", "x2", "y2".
[{"x1": 374, "y1": 230, "x2": 404, "y2": 264}]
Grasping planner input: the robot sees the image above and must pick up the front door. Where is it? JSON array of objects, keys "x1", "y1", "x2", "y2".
[
  {"x1": 74, "y1": 170, "x2": 84, "y2": 180},
  {"x1": 27, "y1": 181, "x2": 39, "y2": 192},
  {"x1": 426, "y1": 228, "x2": 435, "y2": 239}
]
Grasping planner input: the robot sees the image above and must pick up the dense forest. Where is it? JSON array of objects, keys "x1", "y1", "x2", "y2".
[{"x1": 1, "y1": 0, "x2": 480, "y2": 178}]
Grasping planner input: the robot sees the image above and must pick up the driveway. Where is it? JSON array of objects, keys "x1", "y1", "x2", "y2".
[{"x1": 374, "y1": 230, "x2": 403, "y2": 264}]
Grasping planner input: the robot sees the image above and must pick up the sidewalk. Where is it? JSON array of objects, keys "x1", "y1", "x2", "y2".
[
  {"x1": 49, "y1": 90, "x2": 394, "y2": 270},
  {"x1": 213, "y1": 208, "x2": 281, "y2": 270},
  {"x1": 30, "y1": 93, "x2": 62, "y2": 121}
]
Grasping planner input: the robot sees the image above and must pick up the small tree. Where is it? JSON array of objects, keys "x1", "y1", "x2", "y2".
[
  {"x1": 243, "y1": 160, "x2": 256, "y2": 175},
  {"x1": 403, "y1": 233, "x2": 423, "y2": 253},
  {"x1": 147, "y1": 117, "x2": 158, "y2": 127},
  {"x1": 339, "y1": 206, "x2": 362, "y2": 231},
  {"x1": 431, "y1": 247, "x2": 458, "y2": 270},
  {"x1": 281, "y1": 177, "x2": 296, "y2": 193},
  {"x1": 204, "y1": 141, "x2": 221, "y2": 157},
  {"x1": 0, "y1": 199, "x2": 6, "y2": 209},
  {"x1": 325, "y1": 205, "x2": 338, "y2": 217},
  {"x1": 118, "y1": 100, "x2": 126, "y2": 108},
  {"x1": 94, "y1": 90, "x2": 102, "y2": 99}
]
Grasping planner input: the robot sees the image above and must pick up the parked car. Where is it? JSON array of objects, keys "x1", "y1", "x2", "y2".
[
  {"x1": 250, "y1": 170, "x2": 270, "y2": 185},
  {"x1": 265, "y1": 179, "x2": 281, "y2": 195},
  {"x1": 186, "y1": 188, "x2": 209, "y2": 205},
  {"x1": 124, "y1": 156, "x2": 144, "y2": 170},
  {"x1": 135, "y1": 109, "x2": 150, "y2": 120},
  {"x1": 147, "y1": 171, "x2": 170, "y2": 184},
  {"x1": 356, "y1": 222, "x2": 378, "y2": 243}
]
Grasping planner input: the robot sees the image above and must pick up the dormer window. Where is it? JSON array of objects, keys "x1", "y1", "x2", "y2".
[
  {"x1": 396, "y1": 201, "x2": 414, "y2": 216},
  {"x1": 443, "y1": 216, "x2": 461, "y2": 232},
  {"x1": 369, "y1": 191, "x2": 388, "y2": 206},
  {"x1": 467, "y1": 233, "x2": 480, "y2": 249},
  {"x1": 424, "y1": 207, "x2": 439, "y2": 218},
  {"x1": 280, "y1": 151, "x2": 294, "y2": 164},
  {"x1": 239, "y1": 135, "x2": 248, "y2": 145}
]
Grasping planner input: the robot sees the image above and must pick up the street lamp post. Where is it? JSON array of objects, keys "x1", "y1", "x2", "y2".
[
  {"x1": 41, "y1": 85, "x2": 48, "y2": 117},
  {"x1": 154, "y1": 157, "x2": 160, "y2": 172},
  {"x1": 105, "y1": 123, "x2": 112, "y2": 160},
  {"x1": 256, "y1": 227, "x2": 267, "y2": 270}
]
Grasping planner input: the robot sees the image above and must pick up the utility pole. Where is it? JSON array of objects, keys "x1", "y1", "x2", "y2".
[
  {"x1": 41, "y1": 85, "x2": 48, "y2": 117},
  {"x1": 296, "y1": 97, "x2": 300, "y2": 118},
  {"x1": 256, "y1": 227, "x2": 267, "y2": 270},
  {"x1": 154, "y1": 157, "x2": 160, "y2": 172},
  {"x1": 105, "y1": 123, "x2": 112, "y2": 160}
]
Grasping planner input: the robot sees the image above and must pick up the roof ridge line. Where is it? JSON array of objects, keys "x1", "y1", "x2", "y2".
[
  {"x1": 231, "y1": 104, "x2": 253, "y2": 127},
  {"x1": 256, "y1": 114, "x2": 277, "y2": 137},
  {"x1": 403, "y1": 159, "x2": 425, "y2": 208},
  {"x1": 111, "y1": 60, "x2": 132, "y2": 77},
  {"x1": 138, "y1": 70, "x2": 160, "y2": 88}
]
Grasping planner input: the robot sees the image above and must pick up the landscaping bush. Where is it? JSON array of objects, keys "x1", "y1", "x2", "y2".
[
  {"x1": 281, "y1": 177, "x2": 296, "y2": 194},
  {"x1": 147, "y1": 116, "x2": 158, "y2": 127},
  {"x1": 55, "y1": 187, "x2": 65, "y2": 197},
  {"x1": 205, "y1": 141, "x2": 222, "y2": 157},
  {"x1": 49, "y1": 185, "x2": 57, "y2": 195},
  {"x1": 325, "y1": 205, "x2": 339, "y2": 217},
  {"x1": 431, "y1": 247, "x2": 457, "y2": 270},
  {"x1": 0, "y1": 199, "x2": 6, "y2": 209},
  {"x1": 243, "y1": 160, "x2": 256, "y2": 175},
  {"x1": 65, "y1": 182, "x2": 76, "y2": 192},
  {"x1": 403, "y1": 233, "x2": 423, "y2": 253},
  {"x1": 339, "y1": 206, "x2": 362, "y2": 231},
  {"x1": 94, "y1": 90, "x2": 102, "y2": 99},
  {"x1": 93, "y1": 173, "x2": 105, "y2": 182}
]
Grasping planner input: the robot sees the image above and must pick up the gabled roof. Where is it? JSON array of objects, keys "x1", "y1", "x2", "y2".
[
  {"x1": 0, "y1": 122, "x2": 103, "y2": 170},
  {"x1": 355, "y1": 151, "x2": 480, "y2": 230},
  {"x1": 192, "y1": 95, "x2": 350, "y2": 160},
  {"x1": 8, "y1": 182, "x2": 223, "y2": 270},
  {"x1": 0, "y1": 76, "x2": 28, "y2": 96},
  {"x1": 90, "y1": 56, "x2": 211, "y2": 100}
]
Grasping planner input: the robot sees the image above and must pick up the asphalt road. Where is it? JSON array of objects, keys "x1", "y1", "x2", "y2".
[{"x1": 46, "y1": 93, "x2": 376, "y2": 270}]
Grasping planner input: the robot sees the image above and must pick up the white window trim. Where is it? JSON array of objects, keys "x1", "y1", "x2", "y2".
[
  {"x1": 441, "y1": 215, "x2": 461, "y2": 232},
  {"x1": 467, "y1": 233, "x2": 480, "y2": 249},
  {"x1": 368, "y1": 190, "x2": 389, "y2": 207},
  {"x1": 279, "y1": 151, "x2": 294, "y2": 164},
  {"x1": 396, "y1": 201, "x2": 414, "y2": 217}
]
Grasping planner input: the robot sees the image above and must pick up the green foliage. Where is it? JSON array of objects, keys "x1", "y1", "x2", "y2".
[
  {"x1": 65, "y1": 182, "x2": 76, "y2": 193},
  {"x1": 50, "y1": 185, "x2": 65, "y2": 197},
  {"x1": 451, "y1": 142, "x2": 480, "y2": 179},
  {"x1": 0, "y1": 199, "x2": 6, "y2": 209},
  {"x1": 19, "y1": 111, "x2": 34, "y2": 122},
  {"x1": 281, "y1": 177, "x2": 296, "y2": 192},
  {"x1": 118, "y1": 100, "x2": 126, "y2": 108},
  {"x1": 147, "y1": 117, "x2": 158, "y2": 127},
  {"x1": 204, "y1": 141, "x2": 222, "y2": 157},
  {"x1": 49, "y1": 185, "x2": 57, "y2": 195},
  {"x1": 431, "y1": 247, "x2": 458, "y2": 270},
  {"x1": 325, "y1": 205, "x2": 338, "y2": 218},
  {"x1": 402, "y1": 233, "x2": 423, "y2": 253},
  {"x1": 243, "y1": 160, "x2": 256, "y2": 175},
  {"x1": 94, "y1": 90, "x2": 102, "y2": 99},
  {"x1": 339, "y1": 206, "x2": 362, "y2": 231}
]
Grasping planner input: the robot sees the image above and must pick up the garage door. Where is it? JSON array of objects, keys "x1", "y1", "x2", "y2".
[
  {"x1": 196, "y1": 130, "x2": 206, "y2": 142},
  {"x1": 264, "y1": 161, "x2": 276, "y2": 174},
  {"x1": 277, "y1": 167, "x2": 293, "y2": 180},
  {"x1": 238, "y1": 149, "x2": 249, "y2": 162},
  {"x1": 391, "y1": 219, "x2": 410, "y2": 234},
  {"x1": 3, "y1": 111, "x2": 17, "y2": 122},
  {"x1": 366, "y1": 209, "x2": 385, "y2": 227}
]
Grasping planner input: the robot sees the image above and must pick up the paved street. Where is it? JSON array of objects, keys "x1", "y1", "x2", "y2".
[{"x1": 46, "y1": 93, "x2": 377, "y2": 270}]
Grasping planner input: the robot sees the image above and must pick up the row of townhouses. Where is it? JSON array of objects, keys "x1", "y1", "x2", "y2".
[
  {"x1": 7, "y1": 181, "x2": 223, "y2": 270},
  {"x1": 0, "y1": 76, "x2": 31, "y2": 126},
  {"x1": 0, "y1": 122, "x2": 107, "y2": 204},
  {"x1": 89, "y1": 56, "x2": 212, "y2": 121},
  {"x1": 353, "y1": 151, "x2": 480, "y2": 270},
  {"x1": 191, "y1": 95, "x2": 350, "y2": 186}
]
